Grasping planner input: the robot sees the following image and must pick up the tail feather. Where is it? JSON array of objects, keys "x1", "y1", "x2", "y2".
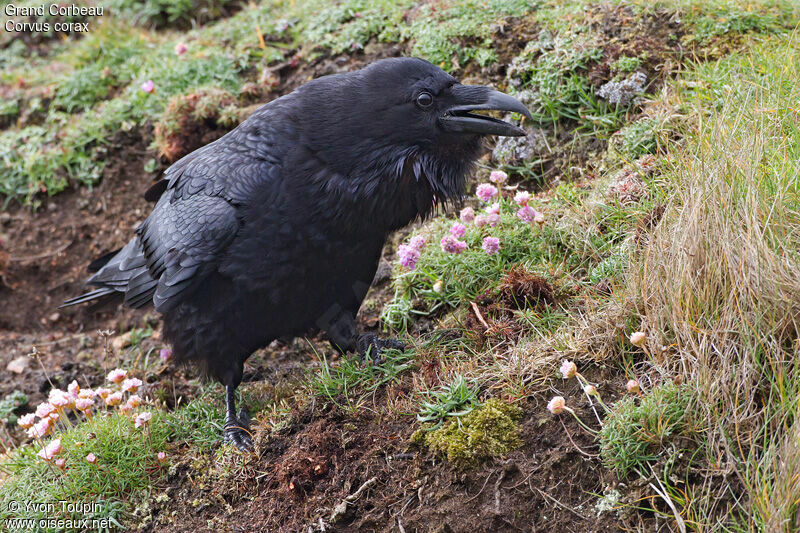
[
  {"x1": 61, "y1": 238, "x2": 157, "y2": 310},
  {"x1": 59, "y1": 288, "x2": 118, "y2": 308},
  {"x1": 87, "y1": 248, "x2": 121, "y2": 273}
]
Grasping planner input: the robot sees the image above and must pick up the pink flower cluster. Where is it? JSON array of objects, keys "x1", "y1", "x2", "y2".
[
  {"x1": 482, "y1": 237, "x2": 501, "y2": 255},
  {"x1": 398, "y1": 235, "x2": 427, "y2": 270},
  {"x1": 440, "y1": 234, "x2": 467, "y2": 254},
  {"x1": 22, "y1": 369, "x2": 152, "y2": 455},
  {"x1": 476, "y1": 183, "x2": 498, "y2": 202},
  {"x1": 393, "y1": 170, "x2": 548, "y2": 270}
]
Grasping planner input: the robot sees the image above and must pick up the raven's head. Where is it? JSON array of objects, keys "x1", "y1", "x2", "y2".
[{"x1": 294, "y1": 57, "x2": 531, "y2": 226}]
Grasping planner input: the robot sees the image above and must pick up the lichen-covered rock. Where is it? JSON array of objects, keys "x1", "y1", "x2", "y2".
[
  {"x1": 492, "y1": 125, "x2": 549, "y2": 167},
  {"x1": 596, "y1": 72, "x2": 647, "y2": 106},
  {"x1": 413, "y1": 398, "x2": 523, "y2": 467}
]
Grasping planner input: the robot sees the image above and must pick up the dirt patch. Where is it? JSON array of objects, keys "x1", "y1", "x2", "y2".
[
  {"x1": 0, "y1": 129, "x2": 156, "y2": 333},
  {"x1": 141, "y1": 374, "x2": 636, "y2": 532},
  {"x1": 585, "y1": 5, "x2": 685, "y2": 88}
]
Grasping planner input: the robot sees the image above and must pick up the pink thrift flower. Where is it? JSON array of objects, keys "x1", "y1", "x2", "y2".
[
  {"x1": 459, "y1": 207, "x2": 475, "y2": 223},
  {"x1": 482, "y1": 237, "x2": 501, "y2": 255},
  {"x1": 584, "y1": 384, "x2": 598, "y2": 396},
  {"x1": 474, "y1": 214, "x2": 488, "y2": 227},
  {"x1": 126, "y1": 395, "x2": 142, "y2": 408},
  {"x1": 96, "y1": 387, "x2": 112, "y2": 399},
  {"x1": 86, "y1": 453, "x2": 97, "y2": 464},
  {"x1": 397, "y1": 244, "x2": 420, "y2": 270},
  {"x1": 408, "y1": 235, "x2": 427, "y2": 251},
  {"x1": 49, "y1": 389, "x2": 71, "y2": 409},
  {"x1": 28, "y1": 418, "x2": 52, "y2": 439},
  {"x1": 160, "y1": 348, "x2": 173, "y2": 362},
  {"x1": 486, "y1": 202, "x2": 500, "y2": 215},
  {"x1": 122, "y1": 377, "x2": 143, "y2": 393},
  {"x1": 560, "y1": 360, "x2": 577, "y2": 379},
  {"x1": 105, "y1": 392, "x2": 123, "y2": 407},
  {"x1": 119, "y1": 404, "x2": 133, "y2": 415},
  {"x1": 449, "y1": 223, "x2": 466, "y2": 239},
  {"x1": 67, "y1": 380, "x2": 80, "y2": 397},
  {"x1": 78, "y1": 389, "x2": 96, "y2": 399},
  {"x1": 134, "y1": 412, "x2": 153, "y2": 428},
  {"x1": 476, "y1": 183, "x2": 498, "y2": 202},
  {"x1": 630, "y1": 331, "x2": 646, "y2": 347},
  {"x1": 488, "y1": 213, "x2": 500, "y2": 227},
  {"x1": 534, "y1": 212, "x2": 545, "y2": 226},
  {"x1": 174, "y1": 42, "x2": 187, "y2": 55},
  {"x1": 514, "y1": 191, "x2": 530, "y2": 206},
  {"x1": 489, "y1": 170, "x2": 508, "y2": 184},
  {"x1": 49, "y1": 412, "x2": 59, "y2": 422},
  {"x1": 35, "y1": 402, "x2": 55, "y2": 419},
  {"x1": 38, "y1": 438, "x2": 62, "y2": 461},
  {"x1": 75, "y1": 398, "x2": 94, "y2": 411},
  {"x1": 55, "y1": 458, "x2": 66, "y2": 470},
  {"x1": 547, "y1": 396, "x2": 567, "y2": 415},
  {"x1": 157, "y1": 451, "x2": 167, "y2": 463},
  {"x1": 626, "y1": 380, "x2": 641, "y2": 394},
  {"x1": 141, "y1": 80, "x2": 155, "y2": 93},
  {"x1": 516, "y1": 205, "x2": 537, "y2": 223},
  {"x1": 18, "y1": 413, "x2": 35, "y2": 429},
  {"x1": 440, "y1": 234, "x2": 467, "y2": 254},
  {"x1": 107, "y1": 369, "x2": 127, "y2": 384}
]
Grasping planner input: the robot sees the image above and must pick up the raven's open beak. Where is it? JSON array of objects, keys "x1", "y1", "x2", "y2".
[{"x1": 440, "y1": 85, "x2": 532, "y2": 137}]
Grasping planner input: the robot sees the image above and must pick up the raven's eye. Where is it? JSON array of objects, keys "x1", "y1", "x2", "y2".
[{"x1": 416, "y1": 92, "x2": 433, "y2": 109}]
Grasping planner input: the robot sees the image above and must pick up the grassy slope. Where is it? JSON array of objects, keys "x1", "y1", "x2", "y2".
[{"x1": 1, "y1": 0, "x2": 799, "y2": 531}]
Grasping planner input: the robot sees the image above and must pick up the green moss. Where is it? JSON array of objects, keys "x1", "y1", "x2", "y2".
[{"x1": 416, "y1": 398, "x2": 523, "y2": 467}]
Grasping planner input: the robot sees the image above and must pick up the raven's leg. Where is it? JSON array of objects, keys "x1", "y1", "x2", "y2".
[
  {"x1": 223, "y1": 383, "x2": 253, "y2": 451},
  {"x1": 324, "y1": 311, "x2": 404, "y2": 363}
]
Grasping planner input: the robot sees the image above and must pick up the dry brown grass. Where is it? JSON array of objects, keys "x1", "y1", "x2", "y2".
[{"x1": 628, "y1": 35, "x2": 800, "y2": 528}]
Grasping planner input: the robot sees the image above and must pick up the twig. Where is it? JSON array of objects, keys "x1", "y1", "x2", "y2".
[
  {"x1": 10, "y1": 230, "x2": 74, "y2": 263},
  {"x1": 493, "y1": 467, "x2": 508, "y2": 515},
  {"x1": 534, "y1": 487, "x2": 586, "y2": 520},
  {"x1": 470, "y1": 301, "x2": 490, "y2": 331},
  {"x1": 330, "y1": 476, "x2": 378, "y2": 523},
  {"x1": 559, "y1": 417, "x2": 597, "y2": 458},
  {"x1": 464, "y1": 469, "x2": 496, "y2": 504}
]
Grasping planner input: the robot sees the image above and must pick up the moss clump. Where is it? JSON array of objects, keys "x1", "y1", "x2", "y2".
[{"x1": 414, "y1": 398, "x2": 523, "y2": 467}]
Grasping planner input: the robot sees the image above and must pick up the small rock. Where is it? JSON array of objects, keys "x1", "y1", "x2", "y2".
[
  {"x1": 7, "y1": 356, "x2": 29, "y2": 374},
  {"x1": 112, "y1": 331, "x2": 133, "y2": 353}
]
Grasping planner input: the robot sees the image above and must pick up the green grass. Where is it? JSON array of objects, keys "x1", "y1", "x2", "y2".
[
  {"x1": 416, "y1": 374, "x2": 481, "y2": 430},
  {"x1": 306, "y1": 348, "x2": 416, "y2": 411},
  {"x1": 0, "y1": 412, "x2": 170, "y2": 531}
]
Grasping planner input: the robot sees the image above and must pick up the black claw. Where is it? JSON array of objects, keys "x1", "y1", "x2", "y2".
[
  {"x1": 356, "y1": 333, "x2": 405, "y2": 364},
  {"x1": 223, "y1": 419, "x2": 254, "y2": 451}
]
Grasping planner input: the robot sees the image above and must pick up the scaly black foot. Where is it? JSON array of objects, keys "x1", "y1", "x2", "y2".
[
  {"x1": 356, "y1": 333, "x2": 405, "y2": 364},
  {"x1": 223, "y1": 385, "x2": 254, "y2": 451}
]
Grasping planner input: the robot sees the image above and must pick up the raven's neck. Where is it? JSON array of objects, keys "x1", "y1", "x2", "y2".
[{"x1": 307, "y1": 140, "x2": 483, "y2": 239}]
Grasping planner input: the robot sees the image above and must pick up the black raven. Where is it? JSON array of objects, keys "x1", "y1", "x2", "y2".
[{"x1": 62, "y1": 57, "x2": 531, "y2": 450}]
